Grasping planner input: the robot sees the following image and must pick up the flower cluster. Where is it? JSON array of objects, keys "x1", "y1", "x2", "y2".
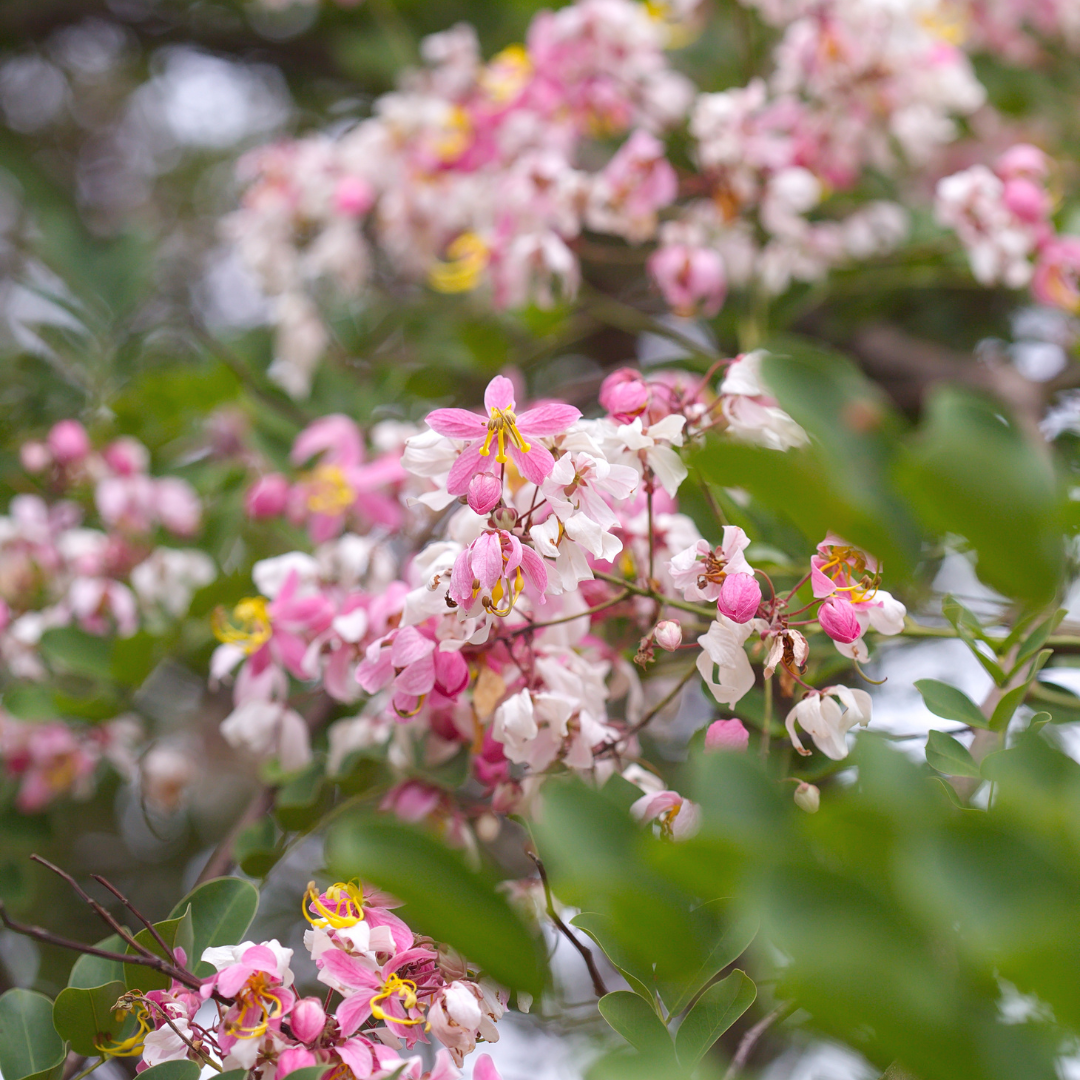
[
  {"x1": 937, "y1": 143, "x2": 1080, "y2": 313},
  {"x1": 103, "y1": 880, "x2": 506, "y2": 1080}
]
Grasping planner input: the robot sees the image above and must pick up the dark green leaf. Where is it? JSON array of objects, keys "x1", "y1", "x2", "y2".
[
  {"x1": 274, "y1": 756, "x2": 329, "y2": 831},
  {"x1": 68, "y1": 934, "x2": 124, "y2": 989},
  {"x1": 235, "y1": 816, "x2": 282, "y2": 879},
  {"x1": 280, "y1": 1068, "x2": 328, "y2": 1080},
  {"x1": 925, "y1": 731, "x2": 982, "y2": 778},
  {"x1": 598, "y1": 991, "x2": 675, "y2": 1058},
  {"x1": 989, "y1": 685, "x2": 1029, "y2": 733},
  {"x1": 136, "y1": 1062, "x2": 201, "y2": 1080},
  {"x1": 38, "y1": 626, "x2": 112, "y2": 679},
  {"x1": 0, "y1": 989, "x2": 66, "y2": 1080},
  {"x1": 326, "y1": 816, "x2": 545, "y2": 996},
  {"x1": 571, "y1": 913, "x2": 658, "y2": 1010},
  {"x1": 675, "y1": 970, "x2": 756, "y2": 1068},
  {"x1": 168, "y1": 878, "x2": 259, "y2": 979},
  {"x1": 52, "y1": 981, "x2": 133, "y2": 1056},
  {"x1": 124, "y1": 905, "x2": 194, "y2": 992},
  {"x1": 915, "y1": 680, "x2": 988, "y2": 729}
]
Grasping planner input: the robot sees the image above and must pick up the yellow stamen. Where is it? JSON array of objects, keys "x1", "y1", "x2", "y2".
[
  {"x1": 429, "y1": 232, "x2": 489, "y2": 293},
  {"x1": 225, "y1": 972, "x2": 286, "y2": 1039},
  {"x1": 304, "y1": 464, "x2": 355, "y2": 515},
  {"x1": 480, "y1": 45, "x2": 532, "y2": 104},
  {"x1": 95, "y1": 1006, "x2": 150, "y2": 1058},
  {"x1": 212, "y1": 597, "x2": 272, "y2": 654},
  {"x1": 303, "y1": 880, "x2": 365, "y2": 929},
  {"x1": 370, "y1": 974, "x2": 424, "y2": 1026},
  {"x1": 479, "y1": 406, "x2": 531, "y2": 464},
  {"x1": 394, "y1": 695, "x2": 428, "y2": 718}
]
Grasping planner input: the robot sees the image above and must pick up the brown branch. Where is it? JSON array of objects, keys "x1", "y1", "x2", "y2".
[
  {"x1": 724, "y1": 1001, "x2": 796, "y2": 1078},
  {"x1": 90, "y1": 874, "x2": 178, "y2": 968},
  {"x1": 0, "y1": 904, "x2": 202, "y2": 992},
  {"x1": 526, "y1": 852, "x2": 609, "y2": 999},
  {"x1": 195, "y1": 785, "x2": 275, "y2": 886},
  {"x1": 141, "y1": 998, "x2": 221, "y2": 1071},
  {"x1": 506, "y1": 591, "x2": 632, "y2": 637}
]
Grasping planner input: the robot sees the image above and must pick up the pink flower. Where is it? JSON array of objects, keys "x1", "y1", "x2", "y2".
[
  {"x1": 996, "y1": 143, "x2": 1049, "y2": 182},
  {"x1": 716, "y1": 572, "x2": 761, "y2": 623},
  {"x1": 668, "y1": 528, "x2": 753, "y2": 603},
  {"x1": 630, "y1": 789, "x2": 700, "y2": 840},
  {"x1": 818, "y1": 596, "x2": 862, "y2": 644},
  {"x1": 1002, "y1": 178, "x2": 1049, "y2": 224},
  {"x1": 289, "y1": 996, "x2": 328, "y2": 1043},
  {"x1": 335, "y1": 176, "x2": 376, "y2": 217},
  {"x1": 647, "y1": 244, "x2": 726, "y2": 318},
  {"x1": 102, "y1": 437, "x2": 149, "y2": 476},
  {"x1": 1033, "y1": 236, "x2": 1080, "y2": 314},
  {"x1": 1, "y1": 719, "x2": 99, "y2": 812},
  {"x1": 246, "y1": 474, "x2": 291, "y2": 518},
  {"x1": 586, "y1": 129, "x2": 678, "y2": 242},
  {"x1": 356, "y1": 626, "x2": 469, "y2": 715},
  {"x1": 155, "y1": 478, "x2": 202, "y2": 536},
  {"x1": 448, "y1": 529, "x2": 548, "y2": 615},
  {"x1": 599, "y1": 368, "x2": 650, "y2": 422},
  {"x1": 425, "y1": 375, "x2": 580, "y2": 493},
  {"x1": 19, "y1": 441, "x2": 50, "y2": 473},
  {"x1": 654, "y1": 620, "x2": 682, "y2": 651},
  {"x1": 810, "y1": 534, "x2": 878, "y2": 600},
  {"x1": 47, "y1": 420, "x2": 90, "y2": 466},
  {"x1": 705, "y1": 717, "x2": 749, "y2": 752}
]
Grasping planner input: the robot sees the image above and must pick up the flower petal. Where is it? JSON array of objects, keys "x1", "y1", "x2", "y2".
[
  {"x1": 425, "y1": 408, "x2": 486, "y2": 439},
  {"x1": 484, "y1": 375, "x2": 516, "y2": 412},
  {"x1": 516, "y1": 403, "x2": 581, "y2": 436}
]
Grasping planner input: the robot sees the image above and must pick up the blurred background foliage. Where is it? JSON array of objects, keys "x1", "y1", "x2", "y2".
[{"x1": 3, "y1": 1, "x2": 1080, "y2": 1079}]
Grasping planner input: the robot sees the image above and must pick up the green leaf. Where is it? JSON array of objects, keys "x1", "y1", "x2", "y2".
[
  {"x1": 914, "y1": 680, "x2": 988, "y2": 729},
  {"x1": 235, "y1": 815, "x2": 282, "y2": 879},
  {"x1": 278, "y1": 1068, "x2": 328, "y2": 1080},
  {"x1": 168, "y1": 878, "x2": 260, "y2": 979},
  {"x1": 136, "y1": 1062, "x2": 202, "y2": 1080},
  {"x1": 52, "y1": 981, "x2": 133, "y2": 1056},
  {"x1": 989, "y1": 684, "x2": 1029, "y2": 733},
  {"x1": 663, "y1": 901, "x2": 759, "y2": 1017},
  {"x1": 124, "y1": 905, "x2": 194, "y2": 992},
  {"x1": 925, "y1": 731, "x2": 982, "y2": 779},
  {"x1": 68, "y1": 934, "x2": 124, "y2": 988},
  {"x1": 571, "y1": 912, "x2": 659, "y2": 1011},
  {"x1": 0, "y1": 989, "x2": 66, "y2": 1080},
  {"x1": 274, "y1": 756, "x2": 329, "y2": 831},
  {"x1": 326, "y1": 815, "x2": 545, "y2": 996},
  {"x1": 598, "y1": 991, "x2": 675, "y2": 1058},
  {"x1": 1011, "y1": 610, "x2": 1066, "y2": 669},
  {"x1": 675, "y1": 970, "x2": 757, "y2": 1068},
  {"x1": 216, "y1": 1073, "x2": 248, "y2": 1080},
  {"x1": 38, "y1": 626, "x2": 112, "y2": 679},
  {"x1": 897, "y1": 387, "x2": 1064, "y2": 603},
  {"x1": 941, "y1": 596, "x2": 987, "y2": 641}
]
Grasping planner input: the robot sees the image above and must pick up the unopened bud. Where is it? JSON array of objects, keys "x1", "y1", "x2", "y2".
[
  {"x1": 654, "y1": 620, "x2": 682, "y2": 651},
  {"x1": 794, "y1": 781, "x2": 820, "y2": 813},
  {"x1": 245, "y1": 474, "x2": 291, "y2": 518},
  {"x1": 290, "y1": 996, "x2": 327, "y2": 1044},
  {"x1": 468, "y1": 473, "x2": 503, "y2": 515},
  {"x1": 19, "y1": 441, "x2": 50, "y2": 474},
  {"x1": 47, "y1": 420, "x2": 90, "y2": 466},
  {"x1": 491, "y1": 505, "x2": 517, "y2": 530},
  {"x1": 717, "y1": 573, "x2": 762, "y2": 623},
  {"x1": 704, "y1": 717, "x2": 749, "y2": 752},
  {"x1": 475, "y1": 812, "x2": 501, "y2": 843},
  {"x1": 818, "y1": 596, "x2": 862, "y2": 644}
]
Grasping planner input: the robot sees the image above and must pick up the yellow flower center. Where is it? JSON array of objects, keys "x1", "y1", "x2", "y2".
[
  {"x1": 479, "y1": 406, "x2": 531, "y2": 464},
  {"x1": 95, "y1": 1005, "x2": 150, "y2": 1058},
  {"x1": 429, "y1": 232, "x2": 489, "y2": 293},
  {"x1": 305, "y1": 464, "x2": 355, "y2": 515},
  {"x1": 480, "y1": 45, "x2": 533, "y2": 104},
  {"x1": 370, "y1": 973, "x2": 423, "y2": 1025},
  {"x1": 817, "y1": 546, "x2": 879, "y2": 605},
  {"x1": 303, "y1": 879, "x2": 366, "y2": 929},
  {"x1": 226, "y1": 971, "x2": 287, "y2": 1039},
  {"x1": 212, "y1": 597, "x2": 272, "y2": 654},
  {"x1": 918, "y1": 2, "x2": 968, "y2": 44},
  {"x1": 431, "y1": 105, "x2": 473, "y2": 162}
]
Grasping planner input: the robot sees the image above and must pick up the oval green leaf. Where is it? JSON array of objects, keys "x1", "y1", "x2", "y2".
[
  {"x1": 124, "y1": 904, "x2": 194, "y2": 992},
  {"x1": 925, "y1": 730, "x2": 982, "y2": 779},
  {"x1": 68, "y1": 934, "x2": 124, "y2": 989},
  {"x1": 914, "y1": 680, "x2": 988, "y2": 730},
  {"x1": 675, "y1": 969, "x2": 757, "y2": 1068},
  {"x1": 0, "y1": 989, "x2": 66, "y2": 1080},
  {"x1": 53, "y1": 981, "x2": 133, "y2": 1056},
  {"x1": 598, "y1": 991, "x2": 674, "y2": 1059},
  {"x1": 136, "y1": 1061, "x2": 202, "y2": 1080},
  {"x1": 168, "y1": 877, "x2": 260, "y2": 978}
]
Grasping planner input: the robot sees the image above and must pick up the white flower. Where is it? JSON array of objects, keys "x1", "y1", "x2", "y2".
[
  {"x1": 220, "y1": 701, "x2": 311, "y2": 772},
  {"x1": 785, "y1": 685, "x2": 872, "y2": 760},
  {"x1": 142, "y1": 1019, "x2": 192, "y2": 1066},
  {"x1": 696, "y1": 617, "x2": 755, "y2": 707}
]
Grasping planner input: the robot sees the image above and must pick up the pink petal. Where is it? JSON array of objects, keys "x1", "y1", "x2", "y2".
[
  {"x1": 484, "y1": 375, "x2": 516, "y2": 412},
  {"x1": 337, "y1": 1039, "x2": 375, "y2": 1079},
  {"x1": 519, "y1": 546, "x2": 549, "y2": 601},
  {"x1": 390, "y1": 626, "x2": 436, "y2": 667},
  {"x1": 446, "y1": 444, "x2": 486, "y2": 496},
  {"x1": 425, "y1": 408, "x2": 486, "y2": 440},
  {"x1": 356, "y1": 643, "x2": 394, "y2": 693},
  {"x1": 394, "y1": 652, "x2": 436, "y2": 696},
  {"x1": 292, "y1": 415, "x2": 364, "y2": 469},
  {"x1": 216, "y1": 964, "x2": 255, "y2": 999},
  {"x1": 516, "y1": 403, "x2": 581, "y2": 435},
  {"x1": 510, "y1": 443, "x2": 555, "y2": 486},
  {"x1": 474, "y1": 1055, "x2": 504, "y2": 1080},
  {"x1": 449, "y1": 549, "x2": 475, "y2": 608},
  {"x1": 434, "y1": 648, "x2": 468, "y2": 697},
  {"x1": 319, "y1": 949, "x2": 382, "y2": 992},
  {"x1": 336, "y1": 989, "x2": 377, "y2": 1037},
  {"x1": 366, "y1": 909, "x2": 416, "y2": 954},
  {"x1": 471, "y1": 532, "x2": 504, "y2": 590}
]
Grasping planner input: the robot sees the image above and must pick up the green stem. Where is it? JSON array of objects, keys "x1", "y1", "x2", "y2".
[
  {"x1": 68, "y1": 1060, "x2": 104, "y2": 1080},
  {"x1": 592, "y1": 570, "x2": 716, "y2": 620}
]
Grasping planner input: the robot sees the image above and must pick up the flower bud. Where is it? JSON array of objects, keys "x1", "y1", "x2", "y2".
[
  {"x1": 468, "y1": 473, "x2": 503, "y2": 515},
  {"x1": 245, "y1": 474, "x2": 291, "y2": 518},
  {"x1": 704, "y1": 717, "x2": 749, "y2": 752},
  {"x1": 647, "y1": 243, "x2": 727, "y2": 318},
  {"x1": 102, "y1": 436, "x2": 150, "y2": 476},
  {"x1": 716, "y1": 573, "x2": 762, "y2": 623},
  {"x1": 290, "y1": 996, "x2": 327, "y2": 1044},
  {"x1": 794, "y1": 781, "x2": 820, "y2": 813},
  {"x1": 491, "y1": 505, "x2": 517, "y2": 530},
  {"x1": 997, "y1": 143, "x2": 1048, "y2": 181},
  {"x1": 1002, "y1": 178, "x2": 1048, "y2": 223},
  {"x1": 599, "y1": 368, "x2": 650, "y2": 421},
  {"x1": 654, "y1": 620, "x2": 682, "y2": 651},
  {"x1": 19, "y1": 441, "x2": 50, "y2": 474},
  {"x1": 818, "y1": 596, "x2": 862, "y2": 644},
  {"x1": 47, "y1": 420, "x2": 90, "y2": 466},
  {"x1": 335, "y1": 176, "x2": 376, "y2": 217}
]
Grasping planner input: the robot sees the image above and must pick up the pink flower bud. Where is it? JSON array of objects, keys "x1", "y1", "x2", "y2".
[
  {"x1": 647, "y1": 244, "x2": 727, "y2": 318},
  {"x1": 47, "y1": 420, "x2": 90, "y2": 466},
  {"x1": 705, "y1": 717, "x2": 749, "y2": 752},
  {"x1": 716, "y1": 573, "x2": 762, "y2": 623},
  {"x1": 19, "y1": 442, "x2": 50, "y2": 473},
  {"x1": 654, "y1": 619, "x2": 682, "y2": 651},
  {"x1": 155, "y1": 478, "x2": 201, "y2": 536},
  {"x1": 818, "y1": 596, "x2": 862, "y2": 644},
  {"x1": 102, "y1": 437, "x2": 150, "y2": 476},
  {"x1": 599, "y1": 368, "x2": 650, "y2": 421},
  {"x1": 468, "y1": 473, "x2": 503, "y2": 515},
  {"x1": 1002, "y1": 178, "x2": 1048, "y2": 224},
  {"x1": 335, "y1": 176, "x2": 375, "y2": 217},
  {"x1": 290, "y1": 996, "x2": 327, "y2": 1044},
  {"x1": 0, "y1": 599, "x2": 9, "y2": 633},
  {"x1": 997, "y1": 143, "x2": 1048, "y2": 182},
  {"x1": 245, "y1": 474, "x2": 291, "y2": 518},
  {"x1": 794, "y1": 781, "x2": 820, "y2": 813}
]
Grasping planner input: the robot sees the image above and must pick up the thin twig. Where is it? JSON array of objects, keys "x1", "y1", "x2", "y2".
[
  {"x1": 724, "y1": 1001, "x2": 796, "y2": 1078},
  {"x1": 91, "y1": 875, "x2": 178, "y2": 968},
  {"x1": 592, "y1": 569, "x2": 716, "y2": 620},
  {"x1": 526, "y1": 852, "x2": 609, "y2": 999},
  {"x1": 195, "y1": 785, "x2": 275, "y2": 885},
  {"x1": 507, "y1": 591, "x2": 632, "y2": 637},
  {"x1": 142, "y1": 998, "x2": 222, "y2": 1071},
  {"x1": 619, "y1": 663, "x2": 699, "y2": 742},
  {"x1": 67, "y1": 1059, "x2": 103, "y2": 1080},
  {"x1": 0, "y1": 905, "x2": 201, "y2": 992}
]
